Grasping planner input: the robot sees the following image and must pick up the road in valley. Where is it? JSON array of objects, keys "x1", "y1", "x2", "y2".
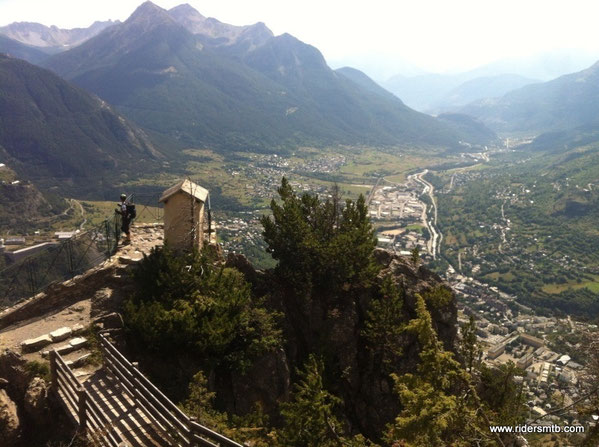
[{"x1": 410, "y1": 170, "x2": 441, "y2": 259}]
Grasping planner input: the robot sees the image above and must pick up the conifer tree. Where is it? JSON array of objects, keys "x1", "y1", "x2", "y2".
[
  {"x1": 363, "y1": 276, "x2": 406, "y2": 373},
  {"x1": 385, "y1": 294, "x2": 494, "y2": 447},
  {"x1": 261, "y1": 177, "x2": 379, "y2": 299},
  {"x1": 277, "y1": 355, "x2": 378, "y2": 447},
  {"x1": 278, "y1": 355, "x2": 345, "y2": 447},
  {"x1": 460, "y1": 314, "x2": 480, "y2": 373}
]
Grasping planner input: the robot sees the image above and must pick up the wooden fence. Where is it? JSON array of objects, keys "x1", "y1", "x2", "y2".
[
  {"x1": 50, "y1": 333, "x2": 245, "y2": 447},
  {"x1": 50, "y1": 349, "x2": 128, "y2": 447}
]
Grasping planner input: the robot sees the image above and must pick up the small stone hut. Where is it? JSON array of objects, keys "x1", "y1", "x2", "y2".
[{"x1": 159, "y1": 179, "x2": 209, "y2": 252}]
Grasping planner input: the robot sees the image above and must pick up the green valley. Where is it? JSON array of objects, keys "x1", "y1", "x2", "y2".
[{"x1": 433, "y1": 140, "x2": 599, "y2": 318}]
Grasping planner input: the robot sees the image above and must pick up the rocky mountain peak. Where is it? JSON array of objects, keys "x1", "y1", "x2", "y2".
[
  {"x1": 168, "y1": 3, "x2": 206, "y2": 20},
  {"x1": 167, "y1": 3, "x2": 272, "y2": 47},
  {"x1": 126, "y1": 1, "x2": 173, "y2": 25}
]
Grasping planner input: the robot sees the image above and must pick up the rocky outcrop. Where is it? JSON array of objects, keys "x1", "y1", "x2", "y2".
[
  {"x1": 0, "y1": 389, "x2": 20, "y2": 445},
  {"x1": 226, "y1": 249, "x2": 460, "y2": 438},
  {"x1": 0, "y1": 349, "x2": 29, "y2": 396},
  {"x1": 23, "y1": 377, "x2": 48, "y2": 426},
  {"x1": 92, "y1": 311, "x2": 124, "y2": 330},
  {"x1": 0, "y1": 350, "x2": 65, "y2": 446},
  {"x1": 374, "y1": 248, "x2": 458, "y2": 350},
  {"x1": 228, "y1": 347, "x2": 290, "y2": 421},
  {"x1": 225, "y1": 252, "x2": 267, "y2": 296}
]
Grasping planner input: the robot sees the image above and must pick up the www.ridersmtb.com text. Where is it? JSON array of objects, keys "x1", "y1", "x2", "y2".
[{"x1": 489, "y1": 425, "x2": 585, "y2": 434}]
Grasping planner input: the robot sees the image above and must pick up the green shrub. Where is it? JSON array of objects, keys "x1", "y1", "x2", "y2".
[{"x1": 124, "y1": 247, "x2": 281, "y2": 372}]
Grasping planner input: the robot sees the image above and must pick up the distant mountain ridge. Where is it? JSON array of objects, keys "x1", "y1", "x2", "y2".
[
  {"x1": 41, "y1": 1, "x2": 492, "y2": 151},
  {"x1": 383, "y1": 72, "x2": 539, "y2": 113},
  {"x1": 168, "y1": 3, "x2": 273, "y2": 49},
  {"x1": 460, "y1": 61, "x2": 599, "y2": 134},
  {"x1": 0, "y1": 20, "x2": 118, "y2": 49},
  {"x1": 434, "y1": 74, "x2": 538, "y2": 111},
  {"x1": 382, "y1": 50, "x2": 599, "y2": 112}
]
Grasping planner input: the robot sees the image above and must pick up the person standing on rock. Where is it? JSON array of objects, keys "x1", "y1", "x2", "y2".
[{"x1": 116, "y1": 193, "x2": 135, "y2": 245}]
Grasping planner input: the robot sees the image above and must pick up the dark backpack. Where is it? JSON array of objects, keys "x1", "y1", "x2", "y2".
[{"x1": 126, "y1": 203, "x2": 137, "y2": 219}]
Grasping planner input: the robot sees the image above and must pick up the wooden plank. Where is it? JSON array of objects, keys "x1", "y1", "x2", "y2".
[
  {"x1": 114, "y1": 415, "x2": 166, "y2": 447},
  {"x1": 56, "y1": 388, "x2": 78, "y2": 425},
  {"x1": 86, "y1": 392, "x2": 118, "y2": 430},
  {"x1": 131, "y1": 375, "x2": 190, "y2": 436},
  {"x1": 103, "y1": 356, "x2": 135, "y2": 395},
  {"x1": 57, "y1": 379, "x2": 79, "y2": 410},
  {"x1": 100, "y1": 336, "x2": 133, "y2": 369},
  {"x1": 56, "y1": 359, "x2": 80, "y2": 391},
  {"x1": 56, "y1": 374, "x2": 79, "y2": 416},
  {"x1": 191, "y1": 433, "x2": 220, "y2": 447},
  {"x1": 96, "y1": 334, "x2": 243, "y2": 447},
  {"x1": 131, "y1": 386, "x2": 189, "y2": 446},
  {"x1": 88, "y1": 380, "x2": 133, "y2": 416}
]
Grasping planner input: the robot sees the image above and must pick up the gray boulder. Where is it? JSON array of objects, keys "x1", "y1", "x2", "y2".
[{"x1": 23, "y1": 377, "x2": 49, "y2": 426}]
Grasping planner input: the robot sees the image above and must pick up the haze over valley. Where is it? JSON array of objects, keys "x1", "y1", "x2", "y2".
[{"x1": 1, "y1": 2, "x2": 599, "y2": 446}]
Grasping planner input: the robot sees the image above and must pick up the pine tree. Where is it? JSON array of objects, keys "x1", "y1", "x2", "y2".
[
  {"x1": 410, "y1": 246, "x2": 420, "y2": 267},
  {"x1": 278, "y1": 355, "x2": 345, "y2": 447},
  {"x1": 363, "y1": 276, "x2": 406, "y2": 373},
  {"x1": 460, "y1": 315, "x2": 480, "y2": 373},
  {"x1": 260, "y1": 177, "x2": 379, "y2": 299},
  {"x1": 385, "y1": 294, "x2": 493, "y2": 447},
  {"x1": 278, "y1": 355, "x2": 378, "y2": 447}
]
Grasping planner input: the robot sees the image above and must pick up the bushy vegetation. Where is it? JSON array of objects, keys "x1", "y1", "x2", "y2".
[
  {"x1": 124, "y1": 247, "x2": 281, "y2": 372},
  {"x1": 277, "y1": 355, "x2": 374, "y2": 447},
  {"x1": 261, "y1": 178, "x2": 379, "y2": 299}
]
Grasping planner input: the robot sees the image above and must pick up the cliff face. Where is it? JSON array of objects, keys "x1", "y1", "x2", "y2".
[{"x1": 226, "y1": 248, "x2": 459, "y2": 438}]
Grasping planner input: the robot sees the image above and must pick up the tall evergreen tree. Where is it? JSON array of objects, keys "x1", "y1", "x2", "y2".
[
  {"x1": 278, "y1": 355, "x2": 377, "y2": 447},
  {"x1": 363, "y1": 276, "x2": 406, "y2": 374},
  {"x1": 261, "y1": 177, "x2": 379, "y2": 299},
  {"x1": 460, "y1": 315, "x2": 481, "y2": 373},
  {"x1": 385, "y1": 294, "x2": 495, "y2": 447}
]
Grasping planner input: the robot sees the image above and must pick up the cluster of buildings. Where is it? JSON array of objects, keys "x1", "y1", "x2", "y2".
[
  {"x1": 227, "y1": 153, "x2": 346, "y2": 201},
  {"x1": 217, "y1": 212, "x2": 265, "y2": 257},
  {"x1": 369, "y1": 181, "x2": 432, "y2": 257},
  {"x1": 453, "y1": 271, "x2": 598, "y2": 428},
  {"x1": 369, "y1": 185, "x2": 425, "y2": 222}
]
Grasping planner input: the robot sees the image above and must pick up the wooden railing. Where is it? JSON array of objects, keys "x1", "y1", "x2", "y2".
[
  {"x1": 50, "y1": 350, "x2": 127, "y2": 447},
  {"x1": 97, "y1": 333, "x2": 244, "y2": 447},
  {"x1": 50, "y1": 334, "x2": 245, "y2": 447}
]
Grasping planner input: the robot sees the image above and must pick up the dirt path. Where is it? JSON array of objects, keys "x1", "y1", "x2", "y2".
[
  {"x1": 0, "y1": 224, "x2": 163, "y2": 358},
  {"x1": 0, "y1": 300, "x2": 91, "y2": 358}
]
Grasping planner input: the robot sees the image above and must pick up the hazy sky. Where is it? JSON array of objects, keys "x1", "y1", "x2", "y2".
[{"x1": 2, "y1": 0, "x2": 599, "y2": 78}]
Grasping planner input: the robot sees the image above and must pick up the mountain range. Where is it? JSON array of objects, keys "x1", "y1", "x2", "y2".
[
  {"x1": 34, "y1": 1, "x2": 495, "y2": 150},
  {"x1": 381, "y1": 49, "x2": 599, "y2": 113},
  {"x1": 0, "y1": 20, "x2": 118, "y2": 51},
  {"x1": 383, "y1": 72, "x2": 538, "y2": 113},
  {"x1": 459, "y1": 61, "x2": 599, "y2": 135},
  {"x1": 0, "y1": 34, "x2": 49, "y2": 64}
]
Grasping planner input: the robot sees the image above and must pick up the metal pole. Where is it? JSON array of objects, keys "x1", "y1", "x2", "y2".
[{"x1": 67, "y1": 239, "x2": 74, "y2": 275}]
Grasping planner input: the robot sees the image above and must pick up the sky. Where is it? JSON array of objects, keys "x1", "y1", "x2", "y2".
[{"x1": 2, "y1": 0, "x2": 599, "y2": 79}]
